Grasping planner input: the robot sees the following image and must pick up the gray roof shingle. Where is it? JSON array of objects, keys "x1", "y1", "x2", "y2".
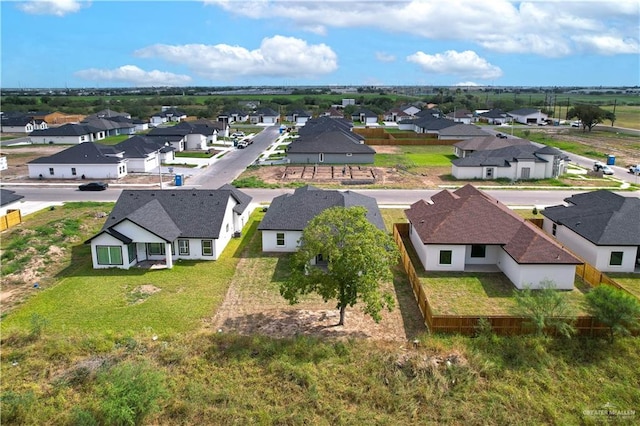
[{"x1": 28, "y1": 142, "x2": 125, "y2": 165}]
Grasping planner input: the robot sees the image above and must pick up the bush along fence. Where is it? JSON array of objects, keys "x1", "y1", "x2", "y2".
[
  {"x1": 392, "y1": 223, "x2": 613, "y2": 337},
  {"x1": 0, "y1": 209, "x2": 22, "y2": 231}
]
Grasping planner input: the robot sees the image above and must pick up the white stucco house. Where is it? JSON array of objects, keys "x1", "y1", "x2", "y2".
[
  {"x1": 85, "y1": 185, "x2": 253, "y2": 269},
  {"x1": 451, "y1": 144, "x2": 567, "y2": 180},
  {"x1": 405, "y1": 184, "x2": 581, "y2": 290},
  {"x1": 27, "y1": 142, "x2": 128, "y2": 180},
  {"x1": 258, "y1": 185, "x2": 385, "y2": 252},
  {"x1": 29, "y1": 123, "x2": 105, "y2": 144},
  {"x1": 542, "y1": 190, "x2": 640, "y2": 273},
  {"x1": 114, "y1": 136, "x2": 175, "y2": 173},
  {"x1": 508, "y1": 108, "x2": 548, "y2": 125}
]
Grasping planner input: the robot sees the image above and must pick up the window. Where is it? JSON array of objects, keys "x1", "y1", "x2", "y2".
[
  {"x1": 276, "y1": 232, "x2": 285, "y2": 246},
  {"x1": 552, "y1": 223, "x2": 557, "y2": 236},
  {"x1": 49, "y1": 167, "x2": 54, "y2": 175},
  {"x1": 178, "y1": 239, "x2": 190, "y2": 255},
  {"x1": 610, "y1": 251, "x2": 624, "y2": 266},
  {"x1": 439, "y1": 250, "x2": 452, "y2": 265},
  {"x1": 470, "y1": 245, "x2": 486, "y2": 258},
  {"x1": 147, "y1": 243, "x2": 165, "y2": 256},
  {"x1": 127, "y1": 243, "x2": 136, "y2": 263},
  {"x1": 71, "y1": 167, "x2": 77, "y2": 176},
  {"x1": 96, "y1": 246, "x2": 123, "y2": 265},
  {"x1": 202, "y1": 240, "x2": 213, "y2": 256},
  {"x1": 485, "y1": 168, "x2": 493, "y2": 178}
]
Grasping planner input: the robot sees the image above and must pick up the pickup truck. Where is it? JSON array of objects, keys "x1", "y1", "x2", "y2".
[{"x1": 629, "y1": 164, "x2": 640, "y2": 174}]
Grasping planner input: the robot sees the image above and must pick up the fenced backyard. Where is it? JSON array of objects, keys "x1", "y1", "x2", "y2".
[{"x1": 392, "y1": 222, "x2": 629, "y2": 336}]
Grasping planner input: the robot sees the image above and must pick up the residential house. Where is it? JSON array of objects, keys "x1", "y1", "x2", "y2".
[
  {"x1": 85, "y1": 186, "x2": 253, "y2": 269},
  {"x1": 114, "y1": 136, "x2": 175, "y2": 173},
  {"x1": 188, "y1": 118, "x2": 229, "y2": 139},
  {"x1": 405, "y1": 184, "x2": 581, "y2": 290},
  {"x1": 285, "y1": 109, "x2": 312, "y2": 126},
  {"x1": 90, "y1": 109, "x2": 131, "y2": 120},
  {"x1": 542, "y1": 190, "x2": 640, "y2": 273},
  {"x1": 446, "y1": 109, "x2": 474, "y2": 124},
  {"x1": 1, "y1": 117, "x2": 35, "y2": 133},
  {"x1": 249, "y1": 108, "x2": 280, "y2": 125},
  {"x1": 383, "y1": 108, "x2": 412, "y2": 122},
  {"x1": 132, "y1": 119, "x2": 149, "y2": 132},
  {"x1": 400, "y1": 104, "x2": 421, "y2": 116},
  {"x1": 351, "y1": 108, "x2": 378, "y2": 125},
  {"x1": 477, "y1": 108, "x2": 512, "y2": 124},
  {"x1": 411, "y1": 116, "x2": 457, "y2": 135},
  {"x1": 150, "y1": 108, "x2": 187, "y2": 126},
  {"x1": 287, "y1": 118, "x2": 374, "y2": 164},
  {"x1": 147, "y1": 122, "x2": 217, "y2": 151},
  {"x1": 27, "y1": 142, "x2": 127, "y2": 179},
  {"x1": 453, "y1": 135, "x2": 530, "y2": 158},
  {"x1": 451, "y1": 144, "x2": 567, "y2": 180},
  {"x1": 29, "y1": 123, "x2": 106, "y2": 144},
  {"x1": 319, "y1": 108, "x2": 344, "y2": 119},
  {"x1": 259, "y1": 185, "x2": 385, "y2": 252},
  {"x1": 218, "y1": 108, "x2": 249, "y2": 125},
  {"x1": 508, "y1": 108, "x2": 548, "y2": 125}
]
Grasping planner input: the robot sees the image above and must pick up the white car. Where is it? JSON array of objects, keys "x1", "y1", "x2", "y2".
[
  {"x1": 231, "y1": 132, "x2": 245, "y2": 138},
  {"x1": 593, "y1": 162, "x2": 614, "y2": 175}
]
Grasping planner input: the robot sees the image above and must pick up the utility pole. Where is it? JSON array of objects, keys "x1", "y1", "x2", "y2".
[{"x1": 612, "y1": 99, "x2": 617, "y2": 126}]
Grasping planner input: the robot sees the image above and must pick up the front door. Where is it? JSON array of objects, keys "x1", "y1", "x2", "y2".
[
  {"x1": 485, "y1": 167, "x2": 494, "y2": 179},
  {"x1": 520, "y1": 167, "x2": 530, "y2": 179}
]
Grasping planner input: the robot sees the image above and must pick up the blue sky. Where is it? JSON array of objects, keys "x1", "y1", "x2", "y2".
[{"x1": 1, "y1": 0, "x2": 639, "y2": 88}]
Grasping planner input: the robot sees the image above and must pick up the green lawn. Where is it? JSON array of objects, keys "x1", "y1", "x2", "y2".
[
  {"x1": 97, "y1": 134, "x2": 131, "y2": 145},
  {"x1": 607, "y1": 273, "x2": 640, "y2": 300},
  {"x1": 1, "y1": 211, "x2": 260, "y2": 338},
  {"x1": 175, "y1": 151, "x2": 214, "y2": 158},
  {"x1": 374, "y1": 145, "x2": 455, "y2": 168}
]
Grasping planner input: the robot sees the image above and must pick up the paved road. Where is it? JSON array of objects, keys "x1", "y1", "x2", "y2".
[{"x1": 188, "y1": 126, "x2": 281, "y2": 189}]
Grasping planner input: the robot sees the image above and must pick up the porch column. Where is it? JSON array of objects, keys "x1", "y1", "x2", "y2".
[{"x1": 165, "y1": 242, "x2": 173, "y2": 269}]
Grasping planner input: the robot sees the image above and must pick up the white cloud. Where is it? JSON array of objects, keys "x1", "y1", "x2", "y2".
[
  {"x1": 134, "y1": 35, "x2": 338, "y2": 81},
  {"x1": 375, "y1": 52, "x2": 396, "y2": 63},
  {"x1": 571, "y1": 34, "x2": 640, "y2": 55},
  {"x1": 455, "y1": 81, "x2": 481, "y2": 87},
  {"x1": 17, "y1": 0, "x2": 87, "y2": 16},
  {"x1": 407, "y1": 50, "x2": 503, "y2": 79},
  {"x1": 205, "y1": 0, "x2": 639, "y2": 58},
  {"x1": 74, "y1": 65, "x2": 192, "y2": 86}
]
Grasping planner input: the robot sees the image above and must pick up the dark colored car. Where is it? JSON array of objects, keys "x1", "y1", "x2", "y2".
[
  {"x1": 496, "y1": 133, "x2": 508, "y2": 139},
  {"x1": 79, "y1": 182, "x2": 109, "y2": 191}
]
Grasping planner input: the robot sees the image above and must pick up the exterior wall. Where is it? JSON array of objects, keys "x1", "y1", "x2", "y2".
[
  {"x1": 2, "y1": 124, "x2": 34, "y2": 133},
  {"x1": 287, "y1": 152, "x2": 374, "y2": 164},
  {"x1": 545, "y1": 219, "x2": 637, "y2": 272},
  {"x1": 211, "y1": 199, "x2": 238, "y2": 259},
  {"x1": 0, "y1": 156, "x2": 7, "y2": 171},
  {"x1": 185, "y1": 134, "x2": 207, "y2": 150},
  {"x1": 424, "y1": 245, "x2": 466, "y2": 271},
  {"x1": 127, "y1": 155, "x2": 159, "y2": 173},
  {"x1": 90, "y1": 232, "x2": 136, "y2": 270},
  {"x1": 134, "y1": 123, "x2": 149, "y2": 132},
  {"x1": 233, "y1": 207, "x2": 252, "y2": 235},
  {"x1": 261, "y1": 230, "x2": 302, "y2": 252},
  {"x1": 464, "y1": 244, "x2": 500, "y2": 264},
  {"x1": 30, "y1": 135, "x2": 86, "y2": 144},
  {"x1": 28, "y1": 162, "x2": 126, "y2": 179},
  {"x1": 498, "y1": 250, "x2": 575, "y2": 289},
  {"x1": 511, "y1": 112, "x2": 548, "y2": 125}
]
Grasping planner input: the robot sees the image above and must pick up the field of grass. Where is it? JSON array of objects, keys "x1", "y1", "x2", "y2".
[
  {"x1": 2, "y1": 203, "x2": 640, "y2": 424},
  {"x1": 607, "y1": 274, "x2": 640, "y2": 300},
  {"x1": 374, "y1": 145, "x2": 455, "y2": 169},
  {"x1": 96, "y1": 134, "x2": 131, "y2": 145},
  {"x1": 175, "y1": 151, "x2": 214, "y2": 158}
]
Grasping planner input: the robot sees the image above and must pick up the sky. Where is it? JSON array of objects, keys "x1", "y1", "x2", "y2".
[{"x1": 1, "y1": 0, "x2": 639, "y2": 88}]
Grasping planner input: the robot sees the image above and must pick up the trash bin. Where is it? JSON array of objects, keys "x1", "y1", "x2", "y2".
[
  {"x1": 607, "y1": 155, "x2": 615, "y2": 165},
  {"x1": 174, "y1": 174, "x2": 183, "y2": 186}
]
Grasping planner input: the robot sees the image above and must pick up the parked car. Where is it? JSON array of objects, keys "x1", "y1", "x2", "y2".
[
  {"x1": 629, "y1": 164, "x2": 640, "y2": 174},
  {"x1": 571, "y1": 121, "x2": 581, "y2": 127},
  {"x1": 593, "y1": 162, "x2": 614, "y2": 175},
  {"x1": 79, "y1": 182, "x2": 109, "y2": 191},
  {"x1": 496, "y1": 133, "x2": 508, "y2": 139},
  {"x1": 231, "y1": 132, "x2": 245, "y2": 138},
  {"x1": 236, "y1": 141, "x2": 248, "y2": 149}
]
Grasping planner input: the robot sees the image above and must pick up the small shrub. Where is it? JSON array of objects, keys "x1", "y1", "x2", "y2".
[
  {"x1": 0, "y1": 391, "x2": 36, "y2": 424},
  {"x1": 29, "y1": 313, "x2": 49, "y2": 340}
]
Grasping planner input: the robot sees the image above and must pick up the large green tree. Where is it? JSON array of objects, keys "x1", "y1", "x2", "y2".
[
  {"x1": 280, "y1": 206, "x2": 399, "y2": 326},
  {"x1": 513, "y1": 280, "x2": 576, "y2": 338},
  {"x1": 586, "y1": 285, "x2": 640, "y2": 342},
  {"x1": 566, "y1": 104, "x2": 609, "y2": 132}
]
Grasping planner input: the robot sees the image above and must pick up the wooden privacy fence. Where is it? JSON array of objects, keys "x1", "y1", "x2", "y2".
[
  {"x1": 353, "y1": 128, "x2": 458, "y2": 146},
  {"x1": 392, "y1": 223, "x2": 611, "y2": 336},
  {"x1": 0, "y1": 209, "x2": 22, "y2": 231}
]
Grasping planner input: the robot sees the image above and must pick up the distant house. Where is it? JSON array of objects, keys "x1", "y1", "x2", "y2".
[
  {"x1": 411, "y1": 116, "x2": 457, "y2": 135},
  {"x1": 477, "y1": 108, "x2": 512, "y2": 125},
  {"x1": 319, "y1": 108, "x2": 344, "y2": 119},
  {"x1": 287, "y1": 119, "x2": 375, "y2": 164},
  {"x1": 400, "y1": 104, "x2": 421, "y2": 116},
  {"x1": 453, "y1": 136, "x2": 530, "y2": 158},
  {"x1": 351, "y1": 108, "x2": 378, "y2": 125},
  {"x1": 85, "y1": 186, "x2": 252, "y2": 269},
  {"x1": 1, "y1": 117, "x2": 35, "y2": 133},
  {"x1": 451, "y1": 144, "x2": 567, "y2": 180},
  {"x1": 189, "y1": 118, "x2": 230, "y2": 139},
  {"x1": 150, "y1": 108, "x2": 187, "y2": 126},
  {"x1": 258, "y1": 185, "x2": 385, "y2": 252},
  {"x1": 90, "y1": 109, "x2": 131, "y2": 120},
  {"x1": 285, "y1": 109, "x2": 312, "y2": 126},
  {"x1": 27, "y1": 142, "x2": 127, "y2": 179},
  {"x1": 445, "y1": 109, "x2": 474, "y2": 124},
  {"x1": 383, "y1": 108, "x2": 411, "y2": 122},
  {"x1": 405, "y1": 184, "x2": 581, "y2": 290},
  {"x1": 29, "y1": 123, "x2": 105, "y2": 144},
  {"x1": 132, "y1": 119, "x2": 149, "y2": 132},
  {"x1": 542, "y1": 190, "x2": 640, "y2": 273},
  {"x1": 508, "y1": 108, "x2": 548, "y2": 125},
  {"x1": 114, "y1": 136, "x2": 175, "y2": 173},
  {"x1": 146, "y1": 121, "x2": 219, "y2": 151},
  {"x1": 249, "y1": 108, "x2": 279, "y2": 125},
  {"x1": 218, "y1": 108, "x2": 249, "y2": 125}
]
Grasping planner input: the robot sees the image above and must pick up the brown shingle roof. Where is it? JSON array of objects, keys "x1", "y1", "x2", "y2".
[{"x1": 405, "y1": 184, "x2": 580, "y2": 264}]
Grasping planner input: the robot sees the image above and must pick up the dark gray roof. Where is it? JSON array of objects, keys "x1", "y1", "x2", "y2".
[
  {"x1": 438, "y1": 124, "x2": 490, "y2": 137},
  {"x1": 508, "y1": 108, "x2": 541, "y2": 116},
  {"x1": 28, "y1": 142, "x2": 125, "y2": 165},
  {"x1": 115, "y1": 136, "x2": 169, "y2": 159},
  {"x1": 298, "y1": 116, "x2": 353, "y2": 136},
  {"x1": 351, "y1": 108, "x2": 378, "y2": 118},
  {"x1": 452, "y1": 144, "x2": 558, "y2": 167},
  {"x1": 91, "y1": 109, "x2": 131, "y2": 119},
  {"x1": 94, "y1": 188, "x2": 252, "y2": 241},
  {"x1": 0, "y1": 189, "x2": 24, "y2": 207},
  {"x1": 258, "y1": 185, "x2": 385, "y2": 232},
  {"x1": 1, "y1": 117, "x2": 33, "y2": 126},
  {"x1": 479, "y1": 108, "x2": 510, "y2": 119},
  {"x1": 252, "y1": 107, "x2": 279, "y2": 116},
  {"x1": 413, "y1": 117, "x2": 457, "y2": 131},
  {"x1": 287, "y1": 130, "x2": 375, "y2": 155},
  {"x1": 454, "y1": 136, "x2": 530, "y2": 151},
  {"x1": 152, "y1": 108, "x2": 187, "y2": 118},
  {"x1": 29, "y1": 123, "x2": 100, "y2": 137},
  {"x1": 218, "y1": 184, "x2": 253, "y2": 215},
  {"x1": 542, "y1": 190, "x2": 640, "y2": 246}
]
